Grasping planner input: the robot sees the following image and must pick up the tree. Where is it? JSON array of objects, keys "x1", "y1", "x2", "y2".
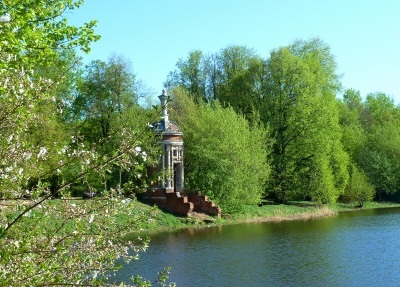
[
  {"x1": 166, "y1": 46, "x2": 266, "y2": 122},
  {"x1": 338, "y1": 89, "x2": 366, "y2": 160},
  {"x1": 73, "y1": 56, "x2": 138, "y2": 140},
  {"x1": 215, "y1": 45, "x2": 265, "y2": 120},
  {"x1": 355, "y1": 93, "x2": 400, "y2": 200},
  {"x1": 262, "y1": 39, "x2": 348, "y2": 203},
  {"x1": 343, "y1": 163, "x2": 376, "y2": 207},
  {"x1": 0, "y1": 2, "x2": 172, "y2": 286},
  {"x1": 165, "y1": 50, "x2": 207, "y2": 103},
  {"x1": 0, "y1": 0, "x2": 100, "y2": 70},
  {"x1": 68, "y1": 55, "x2": 160, "y2": 195},
  {"x1": 338, "y1": 90, "x2": 400, "y2": 201},
  {"x1": 170, "y1": 88, "x2": 271, "y2": 213},
  {"x1": 0, "y1": 51, "x2": 172, "y2": 286}
]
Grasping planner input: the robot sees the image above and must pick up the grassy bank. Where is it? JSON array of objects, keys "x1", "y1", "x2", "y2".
[
  {"x1": 132, "y1": 200, "x2": 400, "y2": 234},
  {"x1": 3, "y1": 198, "x2": 399, "y2": 235}
]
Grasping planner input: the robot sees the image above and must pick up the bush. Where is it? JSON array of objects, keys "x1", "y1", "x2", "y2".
[
  {"x1": 343, "y1": 163, "x2": 375, "y2": 207},
  {"x1": 170, "y1": 88, "x2": 271, "y2": 213}
]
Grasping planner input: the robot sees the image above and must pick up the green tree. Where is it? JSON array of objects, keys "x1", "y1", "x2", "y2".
[
  {"x1": 343, "y1": 163, "x2": 375, "y2": 207},
  {"x1": 0, "y1": 0, "x2": 100, "y2": 70},
  {"x1": 0, "y1": 2, "x2": 171, "y2": 286},
  {"x1": 215, "y1": 45, "x2": 265, "y2": 120},
  {"x1": 166, "y1": 50, "x2": 207, "y2": 103},
  {"x1": 356, "y1": 93, "x2": 400, "y2": 200},
  {"x1": 0, "y1": 52, "x2": 170, "y2": 286},
  {"x1": 263, "y1": 39, "x2": 348, "y2": 203},
  {"x1": 338, "y1": 89, "x2": 366, "y2": 160},
  {"x1": 166, "y1": 46, "x2": 265, "y2": 122},
  {"x1": 170, "y1": 88, "x2": 271, "y2": 213},
  {"x1": 73, "y1": 55, "x2": 138, "y2": 140},
  {"x1": 68, "y1": 55, "x2": 160, "y2": 195}
]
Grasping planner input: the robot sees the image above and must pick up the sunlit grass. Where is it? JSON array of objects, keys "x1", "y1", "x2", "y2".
[
  {"x1": 5, "y1": 198, "x2": 399, "y2": 235},
  {"x1": 131, "y1": 200, "x2": 400, "y2": 233}
]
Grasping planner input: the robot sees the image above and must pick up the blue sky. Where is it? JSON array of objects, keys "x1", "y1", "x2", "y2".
[{"x1": 69, "y1": 0, "x2": 400, "y2": 103}]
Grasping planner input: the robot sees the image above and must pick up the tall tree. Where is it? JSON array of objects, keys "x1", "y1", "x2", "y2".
[
  {"x1": 357, "y1": 93, "x2": 400, "y2": 199},
  {"x1": 216, "y1": 46, "x2": 265, "y2": 120},
  {"x1": 263, "y1": 39, "x2": 348, "y2": 203},
  {"x1": 74, "y1": 55, "x2": 138, "y2": 140},
  {"x1": 338, "y1": 89, "x2": 366, "y2": 160},
  {"x1": 166, "y1": 50, "x2": 207, "y2": 103},
  {"x1": 69, "y1": 55, "x2": 160, "y2": 194},
  {"x1": 166, "y1": 46, "x2": 266, "y2": 122}
]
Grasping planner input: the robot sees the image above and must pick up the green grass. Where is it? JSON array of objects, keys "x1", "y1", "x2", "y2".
[
  {"x1": 129, "y1": 200, "x2": 400, "y2": 234},
  {"x1": 4, "y1": 198, "x2": 400, "y2": 235}
]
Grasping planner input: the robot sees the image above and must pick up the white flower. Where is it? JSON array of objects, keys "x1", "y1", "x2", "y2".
[
  {"x1": 88, "y1": 214, "x2": 94, "y2": 224},
  {"x1": 23, "y1": 152, "x2": 32, "y2": 160},
  {"x1": 37, "y1": 147, "x2": 47, "y2": 159},
  {"x1": 0, "y1": 14, "x2": 11, "y2": 23},
  {"x1": 141, "y1": 151, "x2": 147, "y2": 161}
]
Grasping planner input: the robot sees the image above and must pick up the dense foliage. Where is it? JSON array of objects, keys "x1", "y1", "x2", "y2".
[
  {"x1": 170, "y1": 89, "x2": 271, "y2": 213},
  {"x1": 0, "y1": 2, "x2": 172, "y2": 286},
  {"x1": 2, "y1": 1, "x2": 400, "y2": 285},
  {"x1": 167, "y1": 39, "x2": 400, "y2": 204}
]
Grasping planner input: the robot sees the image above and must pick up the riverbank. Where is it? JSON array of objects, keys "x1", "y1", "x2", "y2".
[{"x1": 133, "y1": 200, "x2": 400, "y2": 234}]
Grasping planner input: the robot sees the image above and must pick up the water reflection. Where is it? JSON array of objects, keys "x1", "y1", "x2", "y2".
[{"x1": 114, "y1": 208, "x2": 400, "y2": 287}]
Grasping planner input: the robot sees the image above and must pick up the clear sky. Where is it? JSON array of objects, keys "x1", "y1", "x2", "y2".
[{"x1": 69, "y1": 0, "x2": 400, "y2": 103}]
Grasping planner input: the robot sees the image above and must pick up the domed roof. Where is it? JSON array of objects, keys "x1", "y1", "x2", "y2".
[{"x1": 153, "y1": 118, "x2": 182, "y2": 134}]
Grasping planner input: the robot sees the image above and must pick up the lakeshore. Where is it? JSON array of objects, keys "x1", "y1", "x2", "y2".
[{"x1": 133, "y1": 200, "x2": 400, "y2": 235}]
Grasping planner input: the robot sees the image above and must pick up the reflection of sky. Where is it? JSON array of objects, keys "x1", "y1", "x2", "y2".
[{"x1": 113, "y1": 209, "x2": 400, "y2": 287}]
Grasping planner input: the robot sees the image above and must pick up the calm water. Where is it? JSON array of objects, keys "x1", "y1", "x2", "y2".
[{"x1": 113, "y1": 208, "x2": 400, "y2": 287}]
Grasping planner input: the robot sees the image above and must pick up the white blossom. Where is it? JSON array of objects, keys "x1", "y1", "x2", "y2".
[
  {"x1": 88, "y1": 214, "x2": 94, "y2": 224},
  {"x1": 23, "y1": 151, "x2": 32, "y2": 160},
  {"x1": 37, "y1": 147, "x2": 47, "y2": 159},
  {"x1": 0, "y1": 14, "x2": 11, "y2": 23}
]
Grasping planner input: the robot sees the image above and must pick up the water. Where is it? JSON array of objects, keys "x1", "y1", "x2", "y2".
[{"x1": 113, "y1": 208, "x2": 400, "y2": 287}]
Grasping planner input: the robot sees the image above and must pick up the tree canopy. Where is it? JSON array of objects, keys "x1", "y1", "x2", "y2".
[{"x1": 170, "y1": 88, "x2": 271, "y2": 213}]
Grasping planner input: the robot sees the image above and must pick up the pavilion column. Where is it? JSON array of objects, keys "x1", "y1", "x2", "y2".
[
  {"x1": 160, "y1": 144, "x2": 166, "y2": 188},
  {"x1": 166, "y1": 145, "x2": 172, "y2": 188}
]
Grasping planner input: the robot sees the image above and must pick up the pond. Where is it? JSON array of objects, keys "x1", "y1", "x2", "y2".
[{"x1": 113, "y1": 207, "x2": 400, "y2": 287}]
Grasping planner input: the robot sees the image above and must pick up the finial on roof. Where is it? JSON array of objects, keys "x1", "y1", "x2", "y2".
[{"x1": 158, "y1": 89, "x2": 169, "y2": 125}]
